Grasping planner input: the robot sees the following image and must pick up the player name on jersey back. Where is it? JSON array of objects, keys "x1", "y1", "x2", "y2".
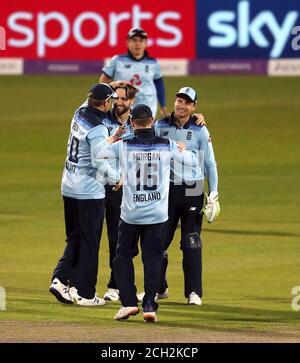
[
  {"x1": 121, "y1": 144, "x2": 171, "y2": 225},
  {"x1": 131, "y1": 152, "x2": 161, "y2": 161}
]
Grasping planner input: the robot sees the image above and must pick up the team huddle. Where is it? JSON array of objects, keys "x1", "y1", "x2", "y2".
[{"x1": 49, "y1": 28, "x2": 220, "y2": 323}]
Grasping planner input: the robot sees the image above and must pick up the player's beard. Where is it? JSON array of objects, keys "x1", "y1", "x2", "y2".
[{"x1": 114, "y1": 104, "x2": 131, "y2": 117}]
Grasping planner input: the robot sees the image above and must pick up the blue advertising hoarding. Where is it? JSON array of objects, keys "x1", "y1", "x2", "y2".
[{"x1": 196, "y1": 0, "x2": 300, "y2": 59}]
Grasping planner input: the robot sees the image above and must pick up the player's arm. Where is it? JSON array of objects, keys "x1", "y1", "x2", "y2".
[
  {"x1": 87, "y1": 124, "x2": 110, "y2": 166},
  {"x1": 95, "y1": 141, "x2": 122, "y2": 185},
  {"x1": 154, "y1": 78, "x2": 168, "y2": 117},
  {"x1": 201, "y1": 128, "x2": 218, "y2": 193},
  {"x1": 199, "y1": 127, "x2": 220, "y2": 223},
  {"x1": 154, "y1": 60, "x2": 168, "y2": 116},
  {"x1": 106, "y1": 126, "x2": 126, "y2": 144},
  {"x1": 170, "y1": 140, "x2": 199, "y2": 167},
  {"x1": 86, "y1": 124, "x2": 117, "y2": 183},
  {"x1": 92, "y1": 140, "x2": 121, "y2": 161},
  {"x1": 99, "y1": 73, "x2": 112, "y2": 84},
  {"x1": 99, "y1": 56, "x2": 117, "y2": 83},
  {"x1": 90, "y1": 128, "x2": 122, "y2": 185}
]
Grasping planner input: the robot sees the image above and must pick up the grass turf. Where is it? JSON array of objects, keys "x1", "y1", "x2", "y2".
[{"x1": 0, "y1": 75, "x2": 299, "y2": 338}]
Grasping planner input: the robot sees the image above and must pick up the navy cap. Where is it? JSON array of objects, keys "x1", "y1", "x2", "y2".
[
  {"x1": 176, "y1": 87, "x2": 197, "y2": 102},
  {"x1": 89, "y1": 83, "x2": 117, "y2": 101},
  {"x1": 131, "y1": 104, "x2": 153, "y2": 120},
  {"x1": 127, "y1": 27, "x2": 148, "y2": 39}
]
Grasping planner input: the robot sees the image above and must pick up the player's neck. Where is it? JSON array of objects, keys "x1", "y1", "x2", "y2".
[
  {"x1": 133, "y1": 53, "x2": 143, "y2": 60},
  {"x1": 93, "y1": 105, "x2": 108, "y2": 114},
  {"x1": 117, "y1": 112, "x2": 130, "y2": 125},
  {"x1": 129, "y1": 50, "x2": 144, "y2": 60}
]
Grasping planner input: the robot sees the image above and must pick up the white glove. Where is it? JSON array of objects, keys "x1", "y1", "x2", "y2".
[{"x1": 203, "y1": 191, "x2": 220, "y2": 223}]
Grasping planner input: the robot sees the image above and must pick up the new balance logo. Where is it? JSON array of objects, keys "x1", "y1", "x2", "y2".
[
  {"x1": 189, "y1": 207, "x2": 196, "y2": 211},
  {"x1": 125, "y1": 64, "x2": 131, "y2": 68},
  {"x1": 187, "y1": 131, "x2": 192, "y2": 140},
  {"x1": 161, "y1": 131, "x2": 169, "y2": 137}
]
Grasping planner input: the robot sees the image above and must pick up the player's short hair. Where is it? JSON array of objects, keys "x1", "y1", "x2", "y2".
[
  {"x1": 87, "y1": 96, "x2": 106, "y2": 107},
  {"x1": 131, "y1": 117, "x2": 153, "y2": 127},
  {"x1": 130, "y1": 104, "x2": 153, "y2": 127},
  {"x1": 110, "y1": 80, "x2": 139, "y2": 100}
]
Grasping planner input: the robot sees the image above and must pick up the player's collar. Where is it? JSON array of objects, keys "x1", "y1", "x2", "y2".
[
  {"x1": 134, "y1": 128, "x2": 155, "y2": 138},
  {"x1": 170, "y1": 112, "x2": 194, "y2": 129},
  {"x1": 87, "y1": 105, "x2": 107, "y2": 118}
]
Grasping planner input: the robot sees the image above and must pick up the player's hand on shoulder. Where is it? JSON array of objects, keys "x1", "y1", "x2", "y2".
[{"x1": 193, "y1": 113, "x2": 206, "y2": 126}]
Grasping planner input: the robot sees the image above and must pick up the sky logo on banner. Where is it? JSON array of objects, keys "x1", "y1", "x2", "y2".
[{"x1": 197, "y1": 0, "x2": 299, "y2": 59}]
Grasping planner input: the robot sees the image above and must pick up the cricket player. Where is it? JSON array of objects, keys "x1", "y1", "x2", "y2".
[
  {"x1": 101, "y1": 81, "x2": 139, "y2": 302},
  {"x1": 49, "y1": 83, "x2": 119, "y2": 307},
  {"x1": 92, "y1": 104, "x2": 199, "y2": 322},
  {"x1": 99, "y1": 27, "x2": 168, "y2": 118},
  {"x1": 153, "y1": 87, "x2": 220, "y2": 305}
]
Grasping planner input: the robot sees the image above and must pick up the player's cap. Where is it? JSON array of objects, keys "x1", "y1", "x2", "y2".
[
  {"x1": 176, "y1": 87, "x2": 197, "y2": 103},
  {"x1": 89, "y1": 83, "x2": 117, "y2": 101},
  {"x1": 127, "y1": 27, "x2": 148, "y2": 39},
  {"x1": 131, "y1": 104, "x2": 153, "y2": 120}
]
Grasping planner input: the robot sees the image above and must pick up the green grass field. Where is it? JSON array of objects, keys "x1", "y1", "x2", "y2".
[{"x1": 0, "y1": 75, "x2": 300, "y2": 342}]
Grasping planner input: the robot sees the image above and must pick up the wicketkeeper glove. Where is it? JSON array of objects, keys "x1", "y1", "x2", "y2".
[{"x1": 202, "y1": 191, "x2": 220, "y2": 223}]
